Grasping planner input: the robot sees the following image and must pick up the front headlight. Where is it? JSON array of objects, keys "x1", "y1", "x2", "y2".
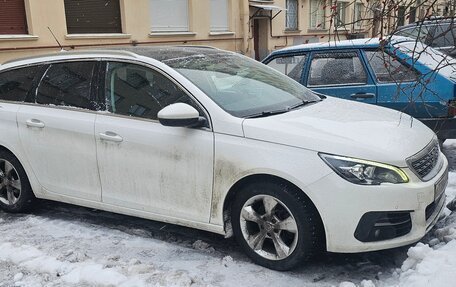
[{"x1": 319, "y1": 153, "x2": 409, "y2": 185}]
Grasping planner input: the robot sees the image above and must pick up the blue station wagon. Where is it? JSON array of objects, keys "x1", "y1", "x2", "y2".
[{"x1": 263, "y1": 37, "x2": 456, "y2": 140}]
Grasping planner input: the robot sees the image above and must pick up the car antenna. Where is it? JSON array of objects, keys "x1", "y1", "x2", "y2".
[{"x1": 47, "y1": 27, "x2": 65, "y2": 52}]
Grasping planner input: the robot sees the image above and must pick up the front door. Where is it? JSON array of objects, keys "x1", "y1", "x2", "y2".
[
  {"x1": 305, "y1": 50, "x2": 377, "y2": 104},
  {"x1": 95, "y1": 61, "x2": 214, "y2": 223}
]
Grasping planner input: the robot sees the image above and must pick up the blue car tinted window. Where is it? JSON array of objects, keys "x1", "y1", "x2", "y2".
[
  {"x1": 308, "y1": 52, "x2": 367, "y2": 86},
  {"x1": 365, "y1": 50, "x2": 418, "y2": 83},
  {"x1": 266, "y1": 54, "x2": 306, "y2": 82}
]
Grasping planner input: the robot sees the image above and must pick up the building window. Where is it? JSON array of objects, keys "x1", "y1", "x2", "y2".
[
  {"x1": 0, "y1": 0, "x2": 28, "y2": 34},
  {"x1": 150, "y1": 0, "x2": 189, "y2": 32},
  {"x1": 211, "y1": 0, "x2": 229, "y2": 32},
  {"x1": 397, "y1": 6, "x2": 406, "y2": 27},
  {"x1": 354, "y1": 2, "x2": 363, "y2": 29},
  {"x1": 336, "y1": 1, "x2": 347, "y2": 28},
  {"x1": 310, "y1": 0, "x2": 326, "y2": 29},
  {"x1": 286, "y1": 0, "x2": 298, "y2": 30},
  {"x1": 64, "y1": 0, "x2": 122, "y2": 34}
]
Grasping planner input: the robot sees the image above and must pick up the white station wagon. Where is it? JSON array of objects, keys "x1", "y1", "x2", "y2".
[{"x1": 0, "y1": 46, "x2": 448, "y2": 270}]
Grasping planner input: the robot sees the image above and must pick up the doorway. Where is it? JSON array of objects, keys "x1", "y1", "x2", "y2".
[{"x1": 253, "y1": 18, "x2": 269, "y2": 61}]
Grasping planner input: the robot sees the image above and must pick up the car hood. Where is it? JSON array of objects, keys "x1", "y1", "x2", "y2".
[{"x1": 242, "y1": 97, "x2": 435, "y2": 167}]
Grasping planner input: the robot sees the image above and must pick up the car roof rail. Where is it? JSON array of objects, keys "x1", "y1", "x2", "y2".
[
  {"x1": 3, "y1": 49, "x2": 139, "y2": 65},
  {"x1": 175, "y1": 45, "x2": 219, "y2": 50}
]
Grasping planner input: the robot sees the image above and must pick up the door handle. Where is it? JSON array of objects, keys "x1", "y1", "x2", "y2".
[
  {"x1": 25, "y1": 119, "x2": 45, "y2": 128},
  {"x1": 99, "y1": 131, "x2": 123, "y2": 142},
  {"x1": 350, "y1": 93, "x2": 375, "y2": 99}
]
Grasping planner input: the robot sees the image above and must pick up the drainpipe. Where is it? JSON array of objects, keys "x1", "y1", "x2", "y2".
[{"x1": 240, "y1": 0, "x2": 250, "y2": 55}]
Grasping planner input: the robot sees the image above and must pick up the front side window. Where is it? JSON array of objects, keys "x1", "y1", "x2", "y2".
[
  {"x1": 211, "y1": 0, "x2": 229, "y2": 32},
  {"x1": 266, "y1": 55, "x2": 306, "y2": 82},
  {"x1": 0, "y1": 66, "x2": 41, "y2": 102},
  {"x1": 310, "y1": 0, "x2": 326, "y2": 29},
  {"x1": 364, "y1": 50, "x2": 419, "y2": 83},
  {"x1": 64, "y1": 0, "x2": 122, "y2": 34},
  {"x1": 162, "y1": 51, "x2": 321, "y2": 118},
  {"x1": 0, "y1": 0, "x2": 28, "y2": 34},
  {"x1": 36, "y1": 62, "x2": 97, "y2": 110},
  {"x1": 336, "y1": 2, "x2": 347, "y2": 28},
  {"x1": 105, "y1": 62, "x2": 199, "y2": 120},
  {"x1": 286, "y1": 0, "x2": 298, "y2": 30},
  {"x1": 150, "y1": 0, "x2": 189, "y2": 32},
  {"x1": 308, "y1": 52, "x2": 367, "y2": 86}
]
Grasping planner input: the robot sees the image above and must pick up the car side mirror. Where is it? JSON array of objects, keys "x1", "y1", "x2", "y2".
[{"x1": 158, "y1": 103, "x2": 206, "y2": 128}]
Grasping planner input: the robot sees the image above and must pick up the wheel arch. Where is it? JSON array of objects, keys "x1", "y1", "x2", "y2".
[
  {"x1": 0, "y1": 144, "x2": 39, "y2": 197},
  {"x1": 222, "y1": 173, "x2": 326, "y2": 249}
]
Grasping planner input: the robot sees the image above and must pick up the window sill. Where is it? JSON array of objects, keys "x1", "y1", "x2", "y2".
[
  {"x1": 149, "y1": 32, "x2": 197, "y2": 37},
  {"x1": 65, "y1": 33, "x2": 132, "y2": 40},
  {"x1": 209, "y1": 31, "x2": 235, "y2": 36},
  {"x1": 307, "y1": 29, "x2": 328, "y2": 33},
  {"x1": 0, "y1": 35, "x2": 38, "y2": 41},
  {"x1": 283, "y1": 29, "x2": 301, "y2": 34}
]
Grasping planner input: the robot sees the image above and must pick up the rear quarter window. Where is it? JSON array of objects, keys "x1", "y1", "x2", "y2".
[
  {"x1": 0, "y1": 66, "x2": 42, "y2": 102},
  {"x1": 265, "y1": 54, "x2": 306, "y2": 82}
]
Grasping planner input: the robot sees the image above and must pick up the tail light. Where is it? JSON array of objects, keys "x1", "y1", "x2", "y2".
[{"x1": 448, "y1": 99, "x2": 456, "y2": 117}]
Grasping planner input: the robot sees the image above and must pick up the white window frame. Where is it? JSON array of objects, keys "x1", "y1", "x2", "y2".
[
  {"x1": 310, "y1": 0, "x2": 326, "y2": 29},
  {"x1": 286, "y1": 0, "x2": 299, "y2": 30},
  {"x1": 336, "y1": 1, "x2": 347, "y2": 28},
  {"x1": 354, "y1": 2, "x2": 363, "y2": 29},
  {"x1": 210, "y1": 0, "x2": 229, "y2": 32},
  {"x1": 150, "y1": 0, "x2": 189, "y2": 32}
]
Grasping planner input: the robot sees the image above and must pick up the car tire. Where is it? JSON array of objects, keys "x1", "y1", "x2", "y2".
[
  {"x1": 0, "y1": 150, "x2": 35, "y2": 213},
  {"x1": 231, "y1": 180, "x2": 324, "y2": 271}
]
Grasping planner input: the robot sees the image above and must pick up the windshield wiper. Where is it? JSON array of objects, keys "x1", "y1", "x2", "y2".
[{"x1": 245, "y1": 100, "x2": 317, "y2": 118}]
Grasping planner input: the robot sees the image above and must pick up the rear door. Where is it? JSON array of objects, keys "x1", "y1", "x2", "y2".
[
  {"x1": 304, "y1": 50, "x2": 377, "y2": 103},
  {"x1": 17, "y1": 61, "x2": 102, "y2": 201},
  {"x1": 361, "y1": 49, "x2": 446, "y2": 118}
]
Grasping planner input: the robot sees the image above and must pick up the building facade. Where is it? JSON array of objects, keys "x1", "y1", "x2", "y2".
[{"x1": 0, "y1": 0, "x2": 405, "y2": 63}]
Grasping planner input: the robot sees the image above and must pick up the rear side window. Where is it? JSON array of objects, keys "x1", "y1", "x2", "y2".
[
  {"x1": 365, "y1": 50, "x2": 418, "y2": 83},
  {"x1": 0, "y1": 66, "x2": 42, "y2": 102},
  {"x1": 266, "y1": 54, "x2": 306, "y2": 82},
  {"x1": 307, "y1": 51, "x2": 367, "y2": 86},
  {"x1": 36, "y1": 62, "x2": 97, "y2": 110}
]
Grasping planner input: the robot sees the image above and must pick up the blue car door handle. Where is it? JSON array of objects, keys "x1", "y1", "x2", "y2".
[{"x1": 350, "y1": 93, "x2": 375, "y2": 99}]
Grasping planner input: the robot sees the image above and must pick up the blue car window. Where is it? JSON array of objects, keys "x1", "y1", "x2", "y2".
[
  {"x1": 308, "y1": 52, "x2": 367, "y2": 86},
  {"x1": 266, "y1": 55, "x2": 306, "y2": 82},
  {"x1": 365, "y1": 50, "x2": 418, "y2": 83}
]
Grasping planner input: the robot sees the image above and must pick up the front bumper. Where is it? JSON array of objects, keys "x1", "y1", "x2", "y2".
[{"x1": 307, "y1": 154, "x2": 448, "y2": 253}]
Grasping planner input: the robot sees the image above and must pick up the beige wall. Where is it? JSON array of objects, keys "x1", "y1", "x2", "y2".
[
  {"x1": 0, "y1": 0, "x2": 244, "y2": 63},
  {"x1": 0, "y1": 0, "x2": 376, "y2": 63},
  {"x1": 247, "y1": 0, "x2": 371, "y2": 59}
]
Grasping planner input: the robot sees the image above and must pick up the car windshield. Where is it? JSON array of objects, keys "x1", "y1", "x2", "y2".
[{"x1": 162, "y1": 51, "x2": 321, "y2": 118}]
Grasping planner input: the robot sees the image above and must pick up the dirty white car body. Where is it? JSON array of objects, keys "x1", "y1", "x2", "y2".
[{"x1": 0, "y1": 47, "x2": 448, "y2": 270}]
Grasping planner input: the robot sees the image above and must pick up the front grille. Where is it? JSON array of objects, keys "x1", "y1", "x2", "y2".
[
  {"x1": 408, "y1": 139, "x2": 440, "y2": 180},
  {"x1": 354, "y1": 211, "x2": 412, "y2": 242}
]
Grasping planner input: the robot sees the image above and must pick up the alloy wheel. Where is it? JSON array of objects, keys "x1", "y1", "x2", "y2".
[
  {"x1": 239, "y1": 194, "x2": 299, "y2": 261},
  {"x1": 0, "y1": 159, "x2": 22, "y2": 206}
]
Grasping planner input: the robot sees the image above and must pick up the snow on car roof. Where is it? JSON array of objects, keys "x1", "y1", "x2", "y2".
[
  {"x1": 0, "y1": 46, "x2": 224, "y2": 69},
  {"x1": 270, "y1": 36, "x2": 414, "y2": 55}
]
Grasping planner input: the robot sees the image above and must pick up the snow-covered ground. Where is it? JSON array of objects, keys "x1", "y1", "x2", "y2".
[{"x1": 2, "y1": 142, "x2": 456, "y2": 287}]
